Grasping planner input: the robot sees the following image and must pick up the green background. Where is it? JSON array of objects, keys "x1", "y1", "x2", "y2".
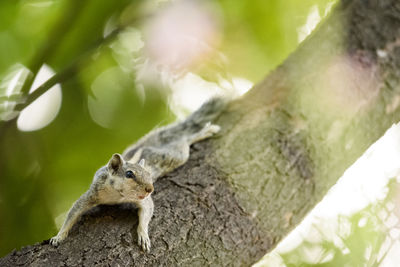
[{"x1": 4, "y1": 2, "x2": 391, "y2": 267}]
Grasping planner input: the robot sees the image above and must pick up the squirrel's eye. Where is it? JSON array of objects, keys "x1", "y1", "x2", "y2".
[{"x1": 125, "y1": 170, "x2": 135, "y2": 179}]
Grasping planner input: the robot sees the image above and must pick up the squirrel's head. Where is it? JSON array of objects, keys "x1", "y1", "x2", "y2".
[{"x1": 106, "y1": 153, "x2": 154, "y2": 201}]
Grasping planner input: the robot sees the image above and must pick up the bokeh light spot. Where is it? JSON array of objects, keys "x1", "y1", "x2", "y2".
[{"x1": 17, "y1": 64, "x2": 62, "y2": 132}]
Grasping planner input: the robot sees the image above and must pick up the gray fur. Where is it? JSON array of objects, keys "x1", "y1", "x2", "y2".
[
  {"x1": 123, "y1": 97, "x2": 226, "y2": 180},
  {"x1": 123, "y1": 97, "x2": 226, "y2": 156},
  {"x1": 50, "y1": 97, "x2": 225, "y2": 252}
]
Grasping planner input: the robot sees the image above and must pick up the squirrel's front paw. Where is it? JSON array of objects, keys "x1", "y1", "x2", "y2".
[
  {"x1": 49, "y1": 235, "x2": 64, "y2": 247},
  {"x1": 137, "y1": 228, "x2": 151, "y2": 252}
]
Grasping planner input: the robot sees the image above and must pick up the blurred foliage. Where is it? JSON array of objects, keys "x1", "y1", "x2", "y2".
[
  {"x1": 259, "y1": 181, "x2": 400, "y2": 267},
  {"x1": 217, "y1": 0, "x2": 334, "y2": 81},
  {"x1": 0, "y1": 0, "x2": 337, "y2": 257}
]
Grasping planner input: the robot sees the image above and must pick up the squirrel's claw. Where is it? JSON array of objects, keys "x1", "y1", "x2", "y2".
[
  {"x1": 137, "y1": 230, "x2": 151, "y2": 252},
  {"x1": 49, "y1": 235, "x2": 63, "y2": 247}
]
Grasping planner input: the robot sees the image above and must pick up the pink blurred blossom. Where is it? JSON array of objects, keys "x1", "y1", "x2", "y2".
[{"x1": 144, "y1": 0, "x2": 220, "y2": 71}]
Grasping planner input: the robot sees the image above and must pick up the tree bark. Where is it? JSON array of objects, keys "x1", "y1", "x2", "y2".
[{"x1": 2, "y1": 0, "x2": 400, "y2": 266}]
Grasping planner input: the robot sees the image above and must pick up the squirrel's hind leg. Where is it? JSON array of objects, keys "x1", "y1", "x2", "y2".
[{"x1": 187, "y1": 122, "x2": 220, "y2": 144}]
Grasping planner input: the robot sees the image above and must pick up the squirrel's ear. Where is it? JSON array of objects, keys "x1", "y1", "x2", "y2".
[
  {"x1": 108, "y1": 153, "x2": 123, "y2": 173},
  {"x1": 138, "y1": 159, "x2": 146, "y2": 168}
]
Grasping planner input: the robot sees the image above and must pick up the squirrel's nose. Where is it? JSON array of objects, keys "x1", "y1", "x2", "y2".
[{"x1": 145, "y1": 185, "x2": 154, "y2": 193}]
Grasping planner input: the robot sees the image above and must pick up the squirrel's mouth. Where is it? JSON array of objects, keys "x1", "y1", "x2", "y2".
[
  {"x1": 138, "y1": 194, "x2": 148, "y2": 200},
  {"x1": 138, "y1": 190, "x2": 152, "y2": 200}
]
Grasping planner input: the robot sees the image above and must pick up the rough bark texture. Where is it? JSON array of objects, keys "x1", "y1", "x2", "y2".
[
  {"x1": 3, "y1": 0, "x2": 400, "y2": 266},
  {"x1": 0, "y1": 142, "x2": 269, "y2": 266}
]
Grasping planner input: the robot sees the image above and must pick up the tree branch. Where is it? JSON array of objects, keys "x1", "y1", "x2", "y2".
[
  {"x1": 19, "y1": 0, "x2": 90, "y2": 96},
  {"x1": 7, "y1": 10, "x2": 152, "y2": 120},
  {"x1": 13, "y1": 26, "x2": 122, "y2": 113},
  {"x1": 2, "y1": 0, "x2": 400, "y2": 265}
]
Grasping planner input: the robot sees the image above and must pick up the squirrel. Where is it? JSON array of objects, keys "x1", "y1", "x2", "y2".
[{"x1": 49, "y1": 97, "x2": 225, "y2": 252}]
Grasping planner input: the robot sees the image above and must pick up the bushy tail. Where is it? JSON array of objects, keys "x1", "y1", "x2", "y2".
[{"x1": 176, "y1": 97, "x2": 227, "y2": 135}]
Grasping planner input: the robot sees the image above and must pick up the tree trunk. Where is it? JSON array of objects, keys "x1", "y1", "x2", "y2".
[{"x1": 2, "y1": 0, "x2": 400, "y2": 266}]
